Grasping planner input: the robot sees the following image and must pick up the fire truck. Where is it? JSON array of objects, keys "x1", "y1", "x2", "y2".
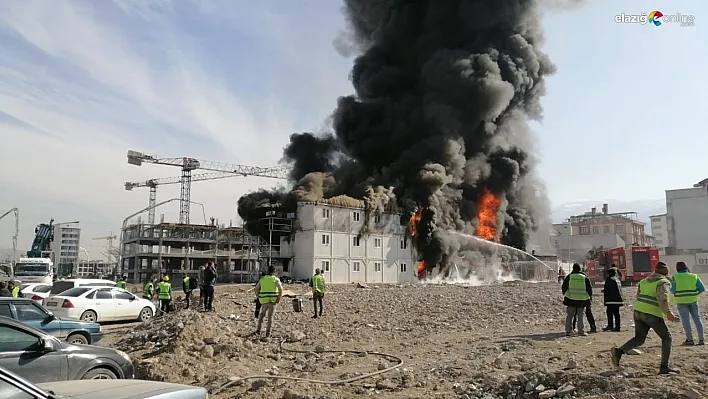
[{"x1": 586, "y1": 246, "x2": 660, "y2": 285}]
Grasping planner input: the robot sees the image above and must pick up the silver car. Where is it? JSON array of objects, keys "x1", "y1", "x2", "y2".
[{"x1": 0, "y1": 366, "x2": 208, "y2": 399}]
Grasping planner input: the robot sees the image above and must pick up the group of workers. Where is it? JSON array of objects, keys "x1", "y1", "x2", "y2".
[
  {"x1": 251, "y1": 266, "x2": 326, "y2": 339},
  {"x1": 0, "y1": 280, "x2": 22, "y2": 297},
  {"x1": 562, "y1": 261, "x2": 706, "y2": 374},
  {"x1": 136, "y1": 261, "x2": 218, "y2": 314}
]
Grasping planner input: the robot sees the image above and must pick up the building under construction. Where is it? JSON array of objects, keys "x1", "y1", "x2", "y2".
[{"x1": 120, "y1": 221, "x2": 274, "y2": 283}]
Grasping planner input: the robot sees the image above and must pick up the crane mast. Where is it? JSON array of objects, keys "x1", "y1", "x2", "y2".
[
  {"x1": 0, "y1": 207, "x2": 19, "y2": 264},
  {"x1": 126, "y1": 150, "x2": 289, "y2": 224}
]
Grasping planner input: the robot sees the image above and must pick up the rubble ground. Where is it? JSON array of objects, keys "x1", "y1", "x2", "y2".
[{"x1": 105, "y1": 281, "x2": 708, "y2": 398}]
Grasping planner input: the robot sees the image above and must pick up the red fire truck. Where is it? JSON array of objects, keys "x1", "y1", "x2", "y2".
[{"x1": 586, "y1": 246, "x2": 660, "y2": 285}]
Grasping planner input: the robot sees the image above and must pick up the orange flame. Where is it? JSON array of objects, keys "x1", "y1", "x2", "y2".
[
  {"x1": 409, "y1": 207, "x2": 424, "y2": 238},
  {"x1": 476, "y1": 188, "x2": 501, "y2": 241},
  {"x1": 416, "y1": 260, "x2": 426, "y2": 279}
]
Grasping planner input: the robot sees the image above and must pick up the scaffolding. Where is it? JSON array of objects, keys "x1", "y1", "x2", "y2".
[{"x1": 119, "y1": 222, "x2": 270, "y2": 283}]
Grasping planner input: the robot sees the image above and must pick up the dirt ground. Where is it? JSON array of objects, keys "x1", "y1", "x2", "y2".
[{"x1": 101, "y1": 281, "x2": 708, "y2": 398}]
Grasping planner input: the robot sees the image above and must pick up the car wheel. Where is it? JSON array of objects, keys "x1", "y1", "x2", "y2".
[
  {"x1": 67, "y1": 333, "x2": 89, "y2": 345},
  {"x1": 80, "y1": 310, "x2": 97, "y2": 323},
  {"x1": 81, "y1": 367, "x2": 117, "y2": 379},
  {"x1": 138, "y1": 306, "x2": 153, "y2": 322}
]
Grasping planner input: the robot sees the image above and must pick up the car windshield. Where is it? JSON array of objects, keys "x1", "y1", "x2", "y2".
[
  {"x1": 50, "y1": 281, "x2": 74, "y2": 294},
  {"x1": 14, "y1": 263, "x2": 49, "y2": 277},
  {"x1": 54, "y1": 287, "x2": 91, "y2": 297}
]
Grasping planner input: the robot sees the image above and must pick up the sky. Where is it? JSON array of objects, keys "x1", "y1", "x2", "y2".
[{"x1": 0, "y1": 0, "x2": 704, "y2": 256}]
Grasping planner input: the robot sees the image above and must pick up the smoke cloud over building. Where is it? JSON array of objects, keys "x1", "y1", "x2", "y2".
[{"x1": 238, "y1": 0, "x2": 556, "y2": 277}]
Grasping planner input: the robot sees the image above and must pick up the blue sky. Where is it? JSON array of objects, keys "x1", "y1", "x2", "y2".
[{"x1": 0, "y1": 0, "x2": 703, "y2": 253}]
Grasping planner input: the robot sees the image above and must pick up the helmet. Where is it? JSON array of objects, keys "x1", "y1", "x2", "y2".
[{"x1": 162, "y1": 275, "x2": 169, "y2": 281}]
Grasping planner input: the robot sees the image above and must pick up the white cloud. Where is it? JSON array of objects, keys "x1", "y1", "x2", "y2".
[{"x1": 0, "y1": 0, "x2": 352, "y2": 256}]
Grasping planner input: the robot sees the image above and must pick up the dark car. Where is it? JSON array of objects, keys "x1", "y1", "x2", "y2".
[
  {"x1": 0, "y1": 298, "x2": 103, "y2": 345},
  {"x1": 0, "y1": 316, "x2": 133, "y2": 383}
]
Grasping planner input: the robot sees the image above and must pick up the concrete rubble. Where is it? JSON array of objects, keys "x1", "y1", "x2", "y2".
[{"x1": 101, "y1": 282, "x2": 708, "y2": 398}]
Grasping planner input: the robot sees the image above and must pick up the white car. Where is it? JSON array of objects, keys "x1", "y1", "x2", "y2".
[
  {"x1": 20, "y1": 283, "x2": 52, "y2": 302},
  {"x1": 42, "y1": 286, "x2": 155, "y2": 323},
  {"x1": 47, "y1": 278, "x2": 116, "y2": 298}
]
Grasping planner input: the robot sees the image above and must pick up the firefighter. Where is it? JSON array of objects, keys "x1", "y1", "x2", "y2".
[
  {"x1": 310, "y1": 268, "x2": 325, "y2": 318},
  {"x1": 158, "y1": 276, "x2": 172, "y2": 315},
  {"x1": 671, "y1": 261, "x2": 705, "y2": 345},
  {"x1": 116, "y1": 275, "x2": 127, "y2": 289},
  {"x1": 611, "y1": 262, "x2": 678, "y2": 374},
  {"x1": 182, "y1": 273, "x2": 193, "y2": 309},
  {"x1": 142, "y1": 276, "x2": 154, "y2": 300}
]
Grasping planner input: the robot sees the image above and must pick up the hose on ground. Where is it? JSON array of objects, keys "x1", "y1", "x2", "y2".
[{"x1": 210, "y1": 339, "x2": 404, "y2": 395}]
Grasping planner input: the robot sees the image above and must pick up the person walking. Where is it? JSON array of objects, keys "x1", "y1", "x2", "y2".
[
  {"x1": 602, "y1": 268, "x2": 624, "y2": 331},
  {"x1": 142, "y1": 275, "x2": 154, "y2": 300},
  {"x1": 158, "y1": 275, "x2": 172, "y2": 315},
  {"x1": 562, "y1": 263, "x2": 592, "y2": 336},
  {"x1": 255, "y1": 266, "x2": 283, "y2": 339},
  {"x1": 202, "y1": 262, "x2": 217, "y2": 311},
  {"x1": 557, "y1": 267, "x2": 566, "y2": 283},
  {"x1": 671, "y1": 261, "x2": 705, "y2": 345},
  {"x1": 611, "y1": 262, "x2": 679, "y2": 374},
  {"x1": 310, "y1": 268, "x2": 326, "y2": 318},
  {"x1": 182, "y1": 273, "x2": 194, "y2": 309}
]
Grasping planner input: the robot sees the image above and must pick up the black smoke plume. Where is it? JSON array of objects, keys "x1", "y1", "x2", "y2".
[{"x1": 238, "y1": 0, "x2": 556, "y2": 275}]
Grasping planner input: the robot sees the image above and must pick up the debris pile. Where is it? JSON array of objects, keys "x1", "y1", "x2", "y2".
[{"x1": 98, "y1": 282, "x2": 708, "y2": 398}]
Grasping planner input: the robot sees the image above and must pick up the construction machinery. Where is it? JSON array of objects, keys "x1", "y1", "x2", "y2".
[
  {"x1": 0, "y1": 207, "x2": 19, "y2": 279},
  {"x1": 14, "y1": 220, "x2": 56, "y2": 284},
  {"x1": 126, "y1": 150, "x2": 289, "y2": 224},
  {"x1": 126, "y1": 171, "x2": 264, "y2": 225},
  {"x1": 586, "y1": 245, "x2": 660, "y2": 285}
]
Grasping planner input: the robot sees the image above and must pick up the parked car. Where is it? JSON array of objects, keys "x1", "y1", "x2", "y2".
[
  {"x1": 0, "y1": 297, "x2": 102, "y2": 344},
  {"x1": 1, "y1": 365, "x2": 207, "y2": 399},
  {"x1": 47, "y1": 279, "x2": 116, "y2": 297},
  {"x1": 21, "y1": 284, "x2": 52, "y2": 302},
  {"x1": 0, "y1": 316, "x2": 133, "y2": 383},
  {"x1": 43, "y1": 287, "x2": 154, "y2": 323}
]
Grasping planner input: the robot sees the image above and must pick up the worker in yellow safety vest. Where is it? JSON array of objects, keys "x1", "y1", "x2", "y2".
[
  {"x1": 182, "y1": 273, "x2": 194, "y2": 309},
  {"x1": 142, "y1": 276, "x2": 154, "y2": 300},
  {"x1": 612, "y1": 262, "x2": 678, "y2": 374},
  {"x1": 158, "y1": 276, "x2": 172, "y2": 315},
  {"x1": 562, "y1": 263, "x2": 592, "y2": 336},
  {"x1": 310, "y1": 268, "x2": 326, "y2": 318},
  {"x1": 116, "y1": 275, "x2": 127, "y2": 289},
  {"x1": 8, "y1": 281, "x2": 22, "y2": 298},
  {"x1": 671, "y1": 261, "x2": 705, "y2": 345},
  {"x1": 255, "y1": 266, "x2": 282, "y2": 339}
]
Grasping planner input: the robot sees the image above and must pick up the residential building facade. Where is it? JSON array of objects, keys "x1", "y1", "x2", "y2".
[
  {"x1": 666, "y1": 181, "x2": 708, "y2": 254},
  {"x1": 285, "y1": 202, "x2": 416, "y2": 283},
  {"x1": 650, "y1": 214, "x2": 669, "y2": 255},
  {"x1": 52, "y1": 225, "x2": 81, "y2": 275},
  {"x1": 76, "y1": 260, "x2": 115, "y2": 277}
]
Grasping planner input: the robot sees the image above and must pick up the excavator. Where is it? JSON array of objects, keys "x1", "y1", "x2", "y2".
[{"x1": 14, "y1": 219, "x2": 55, "y2": 284}]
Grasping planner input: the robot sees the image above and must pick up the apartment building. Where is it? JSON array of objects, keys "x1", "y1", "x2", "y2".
[
  {"x1": 285, "y1": 202, "x2": 416, "y2": 283},
  {"x1": 53, "y1": 225, "x2": 81, "y2": 275},
  {"x1": 666, "y1": 180, "x2": 708, "y2": 254},
  {"x1": 650, "y1": 214, "x2": 669, "y2": 255}
]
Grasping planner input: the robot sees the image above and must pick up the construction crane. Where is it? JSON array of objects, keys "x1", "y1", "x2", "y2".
[
  {"x1": 92, "y1": 234, "x2": 117, "y2": 265},
  {"x1": 127, "y1": 150, "x2": 289, "y2": 224},
  {"x1": 0, "y1": 208, "x2": 19, "y2": 263},
  {"x1": 126, "y1": 171, "x2": 248, "y2": 225}
]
